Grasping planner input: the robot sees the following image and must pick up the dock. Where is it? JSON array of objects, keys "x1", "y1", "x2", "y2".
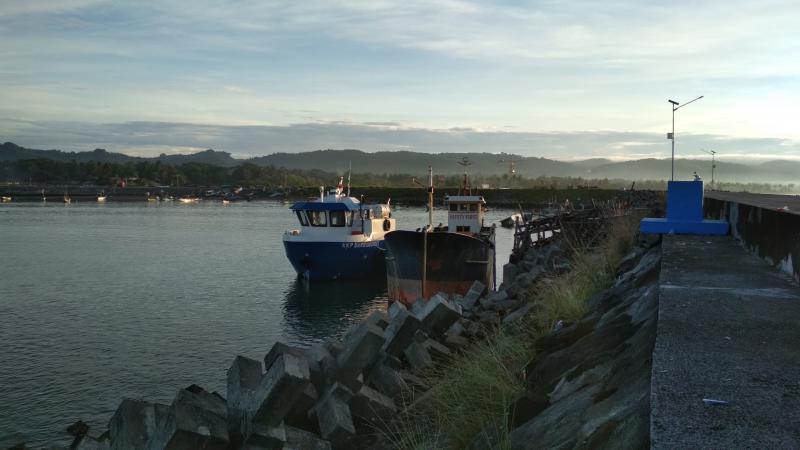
[{"x1": 651, "y1": 191, "x2": 800, "y2": 448}]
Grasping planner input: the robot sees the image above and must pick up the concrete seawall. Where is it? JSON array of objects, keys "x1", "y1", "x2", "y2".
[{"x1": 705, "y1": 192, "x2": 800, "y2": 283}]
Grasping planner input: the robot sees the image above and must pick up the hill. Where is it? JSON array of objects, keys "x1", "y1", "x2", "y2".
[{"x1": 2, "y1": 141, "x2": 799, "y2": 185}]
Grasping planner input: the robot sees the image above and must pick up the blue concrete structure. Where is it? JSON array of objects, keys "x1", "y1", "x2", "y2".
[{"x1": 640, "y1": 181, "x2": 729, "y2": 235}]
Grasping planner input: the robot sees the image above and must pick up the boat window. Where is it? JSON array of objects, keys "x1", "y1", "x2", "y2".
[
  {"x1": 295, "y1": 210, "x2": 309, "y2": 226},
  {"x1": 308, "y1": 210, "x2": 327, "y2": 227},
  {"x1": 330, "y1": 210, "x2": 346, "y2": 227},
  {"x1": 449, "y1": 203, "x2": 458, "y2": 211},
  {"x1": 460, "y1": 203, "x2": 469, "y2": 211},
  {"x1": 469, "y1": 203, "x2": 478, "y2": 212}
]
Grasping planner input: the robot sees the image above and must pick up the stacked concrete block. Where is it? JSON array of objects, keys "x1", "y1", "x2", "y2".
[
  {"x1": 422, "y1": 338, "x2": 452, "y2": 361},
  {"x1": 349, "y1": 384, "x2": 397, "y2": 426},
  {"x1": 419, "y1": 293, "x2": 462, "y2": 337},
  {"x1": 460, "y1": 281, "x2": 486, "y2": 311},
  {"x1": 403, "y1": 340, "x2": 434, "y2": 372},
  {"x1": 226, "y1": 355, "x2": 263, "y2": 441},
  {"x1": 241, "y1": 422, "x2": 286, "y2": 450},
  {"x1": 284, "y1": 425, "x2": 333, "y2": 450},
  {"x1": 335, "y1": 321, "x2": 386, "y2": 388},
  {"x1": 109, "y1": 399, "x2": 169, "y2": 450},
  {"x1": 146, "y1": 386, "x2": 229, "y2": 450},
  {"x1": 251, "y1": 353, "x2": 311, "y2": 428},
  {"x1": 364, "y1": 360, "x2": 407, "y2": 398},
  {"x1": 311, "y1": 384, "x2": 356, "y2": 449},
  {"x1": 381, "y1": 308, "x2": 422, "y2": 356}
]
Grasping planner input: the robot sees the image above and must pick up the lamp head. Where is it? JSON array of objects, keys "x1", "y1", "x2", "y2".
[{"x1": 668, "y1": 99, "x2": 679, "y2": 105}]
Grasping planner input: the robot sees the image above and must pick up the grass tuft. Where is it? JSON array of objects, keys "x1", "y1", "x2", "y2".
[{"x1": 383, "y1": 213, "x2": 640, "y2": 449}]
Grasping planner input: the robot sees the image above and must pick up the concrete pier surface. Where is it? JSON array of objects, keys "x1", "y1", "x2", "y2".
[
  {"x1": 706, "y1": 191, "x2": 800, "y2": 215},
  {"x1": 651, "y1": 235, "x2": 800, "y2": 448}
]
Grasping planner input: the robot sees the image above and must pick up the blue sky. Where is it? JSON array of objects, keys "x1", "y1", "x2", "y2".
[{"x1": 2, "y1": 0, "x2": 800, "y2": 161}]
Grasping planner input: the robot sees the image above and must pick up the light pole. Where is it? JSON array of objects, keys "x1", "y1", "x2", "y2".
[
  {"x1": 668, "y1": 95, "x2": 704, "y2": 181},
  {"x1": 701, "y1": 149, "x2": 717, "y2": 190}
]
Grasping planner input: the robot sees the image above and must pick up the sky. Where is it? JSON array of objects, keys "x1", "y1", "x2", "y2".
[{"x1": 1, "y1": 0, "x2": 800, "y2": 162}]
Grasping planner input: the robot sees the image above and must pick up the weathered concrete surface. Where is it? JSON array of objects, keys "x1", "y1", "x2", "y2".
[
  {"x1": 652, "y1": 235, "x2": 800, "y2": 449},
  {"x1": 706, "y1": 191, "x2": 800, "y2": 214},
  {"x1": 147, "y1": 386, "x2": 229, "y2": 450},
  {"x1": 109, "y1": 399, "x2": 169, "y2": 450},
  {"x1": 705, "y1": 192, "x2": 800, "y2": 283}
]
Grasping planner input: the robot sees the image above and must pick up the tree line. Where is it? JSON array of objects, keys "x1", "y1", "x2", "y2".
[{"x1": 2, "y1": 158, "x2": 798, "y2": 194}]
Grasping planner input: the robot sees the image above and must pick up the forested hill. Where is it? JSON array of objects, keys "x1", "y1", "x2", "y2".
[
  {"x1": 2, "y1": 141, "x2": 800, "y2": 184},
  {"x1": 249, "y1": 149, "x2": 576, "y2": 177}
]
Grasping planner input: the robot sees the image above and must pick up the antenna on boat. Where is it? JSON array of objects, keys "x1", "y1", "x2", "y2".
[
  {"x1": 320, "y1": 186, "x2": 324, "y2": 202},
  {"x1": 427, "y1": 166, "x2": 434, "y2": 229},
  {"x1": 458, "y1": 157, "x2": 472, "y2": 195},
  {"x1": 347, "y1": 161, "x2": 352, "y2": 197}
]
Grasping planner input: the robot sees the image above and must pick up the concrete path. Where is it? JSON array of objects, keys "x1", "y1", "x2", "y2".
[
  {"x1": 707, "y1": 191, "x2": 800, "y2": 216},
  {"x1": 651, "y1": 235, "x2": 800, "y2": 449}
]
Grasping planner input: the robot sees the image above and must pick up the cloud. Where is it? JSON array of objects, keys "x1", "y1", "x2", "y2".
[{"x1": 3, "y1": 119, "x2": 800, "y2": 162}]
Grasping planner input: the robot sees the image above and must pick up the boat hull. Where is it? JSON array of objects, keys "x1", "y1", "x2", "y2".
[
  {"x1": 282, "y1": 240, "x2": 386, "y2": 281},
  {"x1": 384, "y1": 230, "x2": 495, "y2": 305}
]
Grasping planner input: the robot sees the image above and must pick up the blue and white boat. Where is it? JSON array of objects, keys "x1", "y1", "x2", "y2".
[{"x1": 283, "y1": 179, "x2": 396, "y2": 281}]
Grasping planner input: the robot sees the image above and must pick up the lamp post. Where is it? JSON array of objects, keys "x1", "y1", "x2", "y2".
[
  {"x1": 668, "y1": 95, "x2": 704, "y2": 180},
  {"x1": 701, "y1": 149, "x2": 717, "y2": 190}
]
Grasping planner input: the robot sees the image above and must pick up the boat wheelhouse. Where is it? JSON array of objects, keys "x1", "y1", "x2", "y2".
[{"x1": 283, "y1": 180, "x2": 396, "y2": 281}]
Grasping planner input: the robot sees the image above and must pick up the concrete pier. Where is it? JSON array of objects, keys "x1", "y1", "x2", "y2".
[{"x1": 651, "y1": 235, "x2": 800, "y2": 448}]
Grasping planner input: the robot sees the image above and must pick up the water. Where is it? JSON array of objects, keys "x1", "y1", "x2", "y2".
[{"x1": 0, "y1": 201, "x2": 514, "y2": 446}]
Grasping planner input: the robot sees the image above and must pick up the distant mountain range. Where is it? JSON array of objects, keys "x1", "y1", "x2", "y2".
[{"x1": 2, "y1": 141, "x2": 799, "y2": 184}]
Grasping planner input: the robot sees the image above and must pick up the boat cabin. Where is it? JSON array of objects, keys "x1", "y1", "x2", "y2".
[
  {"x1": 291, "y1": 198, "x2": 389, "y2": 228},
  {"x1": 444, "y1": 195, "x2": 487, "y2": 234}
]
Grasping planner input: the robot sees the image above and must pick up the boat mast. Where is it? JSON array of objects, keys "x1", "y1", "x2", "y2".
[
  {"x1": 458, "y1": 157, "x2": 472, "y2": 195},
  {"x1": 347, "y1": 161, "x2": 352, "y2": 197},
  {"x1": 427, "y1": 166, "x2": 433, "y2": 229}
]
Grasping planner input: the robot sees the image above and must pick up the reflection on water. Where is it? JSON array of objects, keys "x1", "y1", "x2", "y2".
[
  {"x1": 282, "y1": 278, "x2": 388, "y2": 345},
  {"x1": 0, "y1": 201, "x2": 516, "y2": 446}
]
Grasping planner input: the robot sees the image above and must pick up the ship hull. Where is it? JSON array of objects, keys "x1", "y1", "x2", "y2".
[
  {"x1": 283, "y1": 240, "x2": 386, "y2": 281},
  {"x1": 384, "y1": 230, "x2": 495, "y2": 305}
]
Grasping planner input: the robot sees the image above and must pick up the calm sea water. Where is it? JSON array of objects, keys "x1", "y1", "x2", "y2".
[{"x1": 0, "y1": 200, "x2": 514, "y2": 446}]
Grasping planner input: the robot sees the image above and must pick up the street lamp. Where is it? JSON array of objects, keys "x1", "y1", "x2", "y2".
[
  {"x1": 701, "y1": 149, "x2": 717, "y2": 190},
  {"x1": 667, "y1": 95, "x2": 704, "y2": 181}
]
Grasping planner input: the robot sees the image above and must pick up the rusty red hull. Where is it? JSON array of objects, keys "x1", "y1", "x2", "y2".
[{"x1": 384, "y1": 230, "x2": 495, "y2": 305}]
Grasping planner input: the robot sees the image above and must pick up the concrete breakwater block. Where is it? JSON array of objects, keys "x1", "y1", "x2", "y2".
[
  {"x1": 242, "y1": 422, "x2": 286, "y2": 449},
  {"x1": 349, "y1": 384, "x2": 397, "y2": 426},
  {"x1": 335, "y1": 321, "x2": 386, "y2": 385},
  {"x1": 285, "y1": 425, "x2": 332, "y2": 450},
  {"x1": 403, "y1": 340, "x2": 434, "y2": 372},
  {"x1": 109, "y1": 398, "x2": 169, "y2": 450},
  {"x1": 311, "y1": 384, "x2": 356, "y2": 449},
  {"x1": 226, "y1": 355, "x2": 264, "y2": 439},
  {"x1": 146, "y1": 386, "x2": 229, "y2": 450},
  {"x1": 460, "y1": 280, "x2": 486, "y2": 310},
  {"x1": 365, "y1": 360, "x2": 407, "y2": 398},
  {"x1": 419, "y1": 293, "x2": 462, "y2": 337},
  {"x1": 251, "y1": 353, "x2": 311, "y2": 427},
  {"x1": 382, "y1": 308, "x2": 422, "y2": 356}
]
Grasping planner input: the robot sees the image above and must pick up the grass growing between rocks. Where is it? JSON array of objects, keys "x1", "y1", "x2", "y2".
[
  {"x1": 384, "y1": 215, "x2": 640, "y2": 449},
  {"x1": 533, "y1": 214, "x2": 639, "y2": 330}
]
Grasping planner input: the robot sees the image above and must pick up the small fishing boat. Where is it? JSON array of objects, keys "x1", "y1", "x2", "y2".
[
  {"x1": 500, "y1": 213, "x2": 522, "y2": 228},
  {"x1": 96, "y1": 191, "x2": 107, "y2": 202},
  {"x1": 283, "y1": 177, "x2": 396, "y2": 281},
  {"x1": 178, "y1": 195, "x2": 199, "y2": 203},
  {"x1": 385, "y1": 165, "x2": 496, "y2": 305},
  {"x1": 63, "y1": 193, "x2": 72, "y2": 204},
  {"x1": 1, "y1": 195, "x2": 11, "y2": 203}
]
